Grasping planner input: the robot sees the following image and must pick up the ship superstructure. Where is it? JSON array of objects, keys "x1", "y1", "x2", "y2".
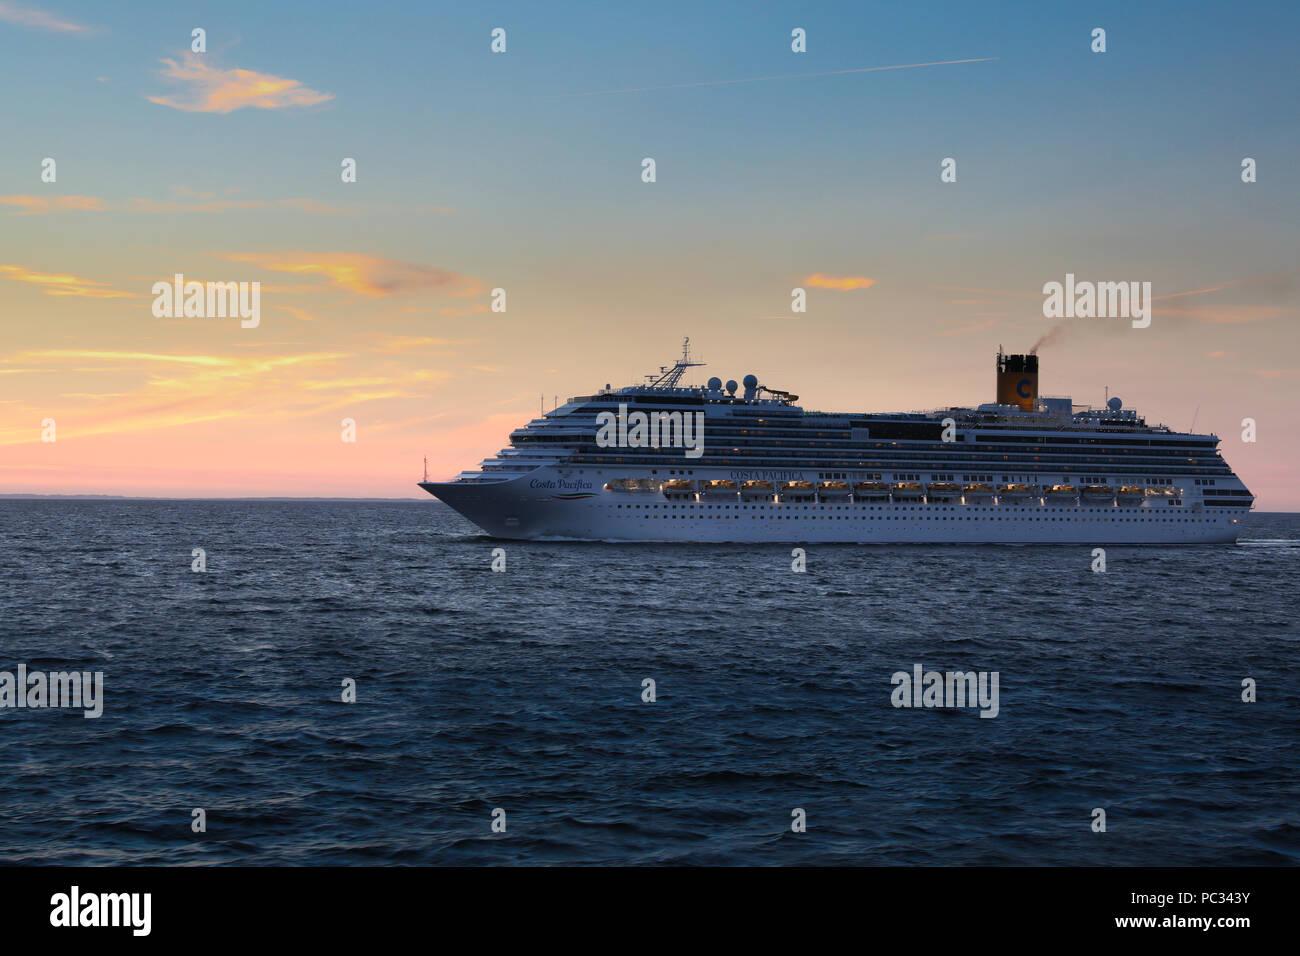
[{"x1": 420, "y1": 343, "x2": 1253, "y2": 543}]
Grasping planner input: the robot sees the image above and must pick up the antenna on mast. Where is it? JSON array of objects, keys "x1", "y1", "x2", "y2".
[
  {"x1": 423, "y1": 456, "x2": 428, "y2": 482},
  {"x1": 644, "y1": 336, "x2": 705, "y2": 389}
]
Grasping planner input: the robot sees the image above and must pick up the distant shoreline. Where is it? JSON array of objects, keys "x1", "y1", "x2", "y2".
[{"x1": 0, "y1": 494, "x2": 434, "y2": 502}]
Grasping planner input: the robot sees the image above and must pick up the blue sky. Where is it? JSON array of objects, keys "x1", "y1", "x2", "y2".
[{"x1": 1, "y1": 0, "x2": 1297, "y2": 501}]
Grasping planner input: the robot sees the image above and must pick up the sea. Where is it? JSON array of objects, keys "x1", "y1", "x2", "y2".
[{"x1": 0, "y1": 499, "x2": 1296, "y2": 865}]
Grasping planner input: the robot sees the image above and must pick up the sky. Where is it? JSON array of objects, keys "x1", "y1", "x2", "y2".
[{"x1": 1, "y1": 0, "x2": 1297, "y2": 506}]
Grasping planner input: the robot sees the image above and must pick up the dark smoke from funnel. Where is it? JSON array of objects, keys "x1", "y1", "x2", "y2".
[{"x1": 1030, "y1": 324, "x2": 1067, "y2": 355}]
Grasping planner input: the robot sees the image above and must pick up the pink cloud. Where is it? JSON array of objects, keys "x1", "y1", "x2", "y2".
[{"x1": 0, "y1": 2, "x2": 92, "y2": 33}]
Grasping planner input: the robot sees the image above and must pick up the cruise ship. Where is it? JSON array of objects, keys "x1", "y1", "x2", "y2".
[{"x1": 420, "y1": 343, "x2": 1253, "y2": 543}]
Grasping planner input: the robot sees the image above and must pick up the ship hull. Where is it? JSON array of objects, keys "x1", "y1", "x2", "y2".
[{"x1": 420, "y1": 468, "x2": 1243, "y2": 544}]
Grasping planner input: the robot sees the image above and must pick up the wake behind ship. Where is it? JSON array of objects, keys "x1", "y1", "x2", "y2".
[{"x1": 420, "y1": 344, "x2": 1253, "y2": 543}]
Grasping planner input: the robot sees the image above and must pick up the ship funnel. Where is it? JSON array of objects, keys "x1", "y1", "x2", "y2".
[{"x1": 996, "y1": 351, "x2": 1038, "y2": 411}]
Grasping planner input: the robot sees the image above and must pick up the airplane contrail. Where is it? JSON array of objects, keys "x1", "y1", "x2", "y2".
[{"x1": 563, "y1": 57, "x2": 999, "y2": 97}]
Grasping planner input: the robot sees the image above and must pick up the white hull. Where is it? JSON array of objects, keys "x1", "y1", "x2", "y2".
[{"x1": 422, "y1": 467, "x2": 1242, "y2": 544}]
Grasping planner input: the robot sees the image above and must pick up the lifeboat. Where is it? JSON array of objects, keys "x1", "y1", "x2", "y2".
[
  {"x1": 740, "y1": 480, "x2": 775, "y2": 500},
  {"x1": 926, "y1": 481, "x2": 962, "y2": 501},
  {"x1": 780, "y1": 480, "x2": 816, "y2": 499},
  {"x1": 891, "y1": 481, "x2": 924, "y2": 500},
  {"x1": 701, "y1": 479, "x2": 739, "y2": 498},
  {"x1": 962, "y1": 482, "x2": 995, "y2": 501},
  {"x1": 818, "y1": 480, "x2": 851, "y2": 499},
  {"x1": 661, "y1": 479, "x2": 696, "y2": 497},
  {"x1": 997, "y1": 483, "x2": 1034, "y2": 502},
  {"x1": 1082, "y1": 484, "x2": 1115, "y2": 502},
  {"x1": 1145, "y1": 486, "x2": 1180, "y2": 499},
  {"x1": 853, "y1": 481, "x2": 890, "y2": 500},
  {"x1": 1117, "y1": 485, "x2": 1145, "y2": 505},
  {"x1": 1045, "y1": 484, "x2": 1079, "y2": 501},
  {"x1": 607, "y1": 477, "x2": 657, "y2": 492}
]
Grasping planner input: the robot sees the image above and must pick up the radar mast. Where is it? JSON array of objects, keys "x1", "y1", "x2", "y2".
[{"x1": 644, "y1": 336, "x2": 705, "y2": 389}]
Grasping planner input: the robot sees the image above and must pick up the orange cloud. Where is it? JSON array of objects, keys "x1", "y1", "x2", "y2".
[
  {"x1": 278, "y1": 305, "x2": 321, "y2": 322},
  {"x1": 148, "y1": 54, "x2": 333, "y2": 114},
  {"x1": 0, "y1": 348, "x2": 357, "y2": 446},
  {"x1": 0, "y1": 195, "x2": 106, "y2": 214},
  {"x1": 0, "y1": 2, "x2": 92, "y2": 33},
  {"x1": 370, "y1": 336, "x2": 461, "y2": 352},
  {"x1": 805, "y1": 273, "x2": 876, "y2": 291},
  {"x1": 15, "y1": 350, "x2": 233, "y2": 367},
  {"x1": 225, "y1": 252, "x2": 485, "y2": 298},
  {"x1": 0, "y1": 264, "x2": 138, "y2": 298},
  {"x1": 299, "y1": 377, "x2": 399, "y2": 391}
]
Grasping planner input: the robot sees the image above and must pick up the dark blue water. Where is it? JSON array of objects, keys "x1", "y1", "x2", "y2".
[{"x1": 0, "y1": 500, "x2": 1296, "y2": 865}]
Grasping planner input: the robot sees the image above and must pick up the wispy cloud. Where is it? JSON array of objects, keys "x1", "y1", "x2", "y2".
[
  {"x1": 0, "y1": 1, "x2": 92, "y2": 34},
  {"x1": 565, "y1": 57, "x2": 997, "y2": 97},
  {"x1": 7, "y1": 348, "x2": 353, "y2": 385},
  {"x1": 1151, "y1": 269, "x2": 1300, "y2": 324},
  {"x1": 225, "y1": 252, "x2": 485, "y2": 298},
  {"x1": 0, "y1": 349, "x2": 362, "y2": 445},
  {"x1": 0, "y1": 264, "x2": 137, "y2": 298},
  {"x1": 2, "y1": 193, "x2": 448, "y2": 217},
  {"x1": 938, "y1": 270, "x2": 1299, "y2": 326},
  {"x1": 148, "y1": 53, "x2": 333, "y2": 114},
  {"x1": 805, "y1": 273, "x2": 876, "y2": 291},
  {"x1": 0, "y1": 346, "x2": 456, "y2": 448},
  {"x1": 1151, "y1": 304, "x2": 1295, "y2": 324},
  {"x1": 0, "y1": 195, "x2": 106, "y2": 214},
  {"x1": 16, "y1": 350, "x2": 240, "y2": 367},
  {"x1": 125, "y1": 197, "x2": 339, "y2": 214},
  {"x1": 278, "y1": 305, "x2": 321, "y2": 322},
  {"x1": 935, "y1": 284, "x2": 1040, "y2": 299},
  {"x1": 1152, "y1": 268, "x2": 1299, "y2": 301},
  {"x1": 369, "y1": 335, "x2": 462, "y2": 353},
  {"x1": 938, "y1": 317, "x2": 999, "y2": 336},
  {"x1": 299, "y1": 377, "x2": 398, "y2": 391}
]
